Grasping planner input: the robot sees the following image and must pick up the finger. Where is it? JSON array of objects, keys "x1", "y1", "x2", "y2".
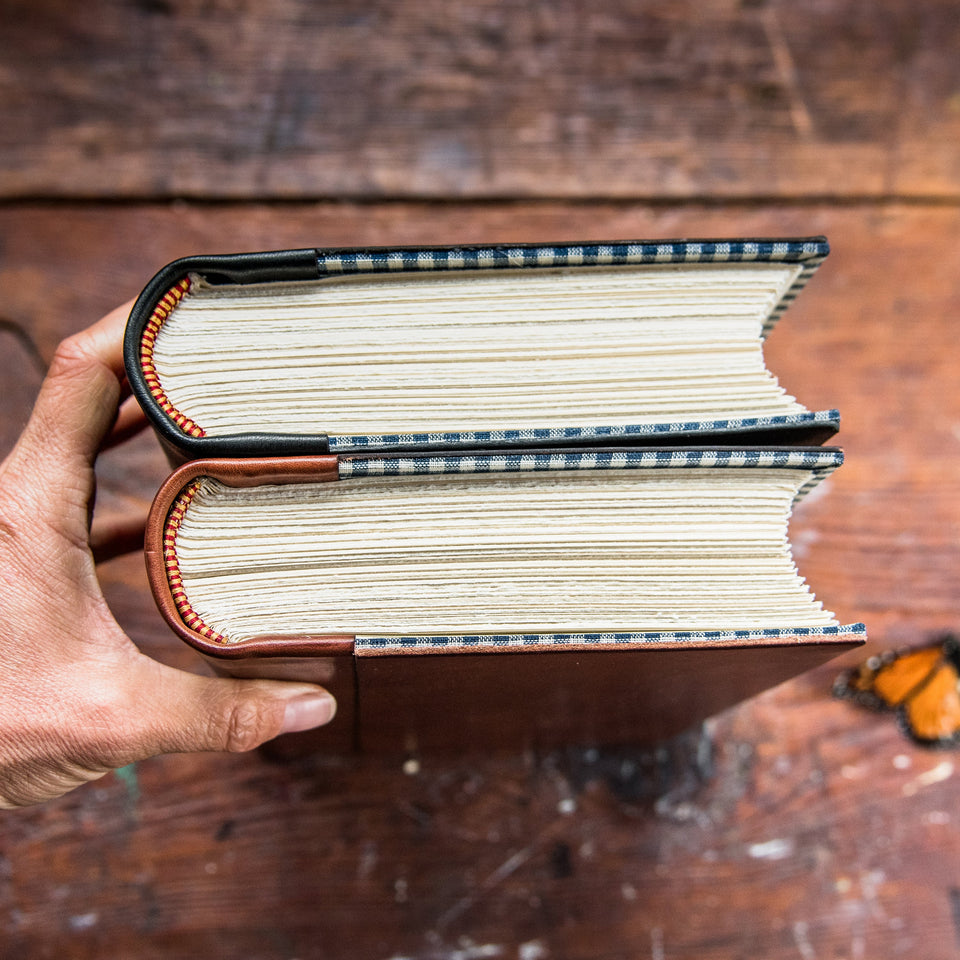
[
  {"x1": 62, "y1": 299, "x2": 135, "y2": 379},
  {"x1": 5, "y1": 302, "x2": 135, "y2": 513},
  {"x1": 90, "y1": 507, "x2": 147, "y2": 563},
  {"x1": 122, "y1": 659, "x2": 337, "y2": 759}
]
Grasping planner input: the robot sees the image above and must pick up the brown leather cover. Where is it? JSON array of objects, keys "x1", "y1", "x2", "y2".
[
  {"x1": 144, "y1": 456, "x2": 354, "y2": 659},
  {"x1": 145, "y1": 457, "x2": 864, "y2": 754},
  {"x1": 355, "y1": 638, "x2": 860, "y2": 753}
]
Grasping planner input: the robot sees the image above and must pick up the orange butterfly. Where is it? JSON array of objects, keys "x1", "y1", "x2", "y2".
[{"x1": 833, "y1": 634, "x2": 960, "y2": 746}]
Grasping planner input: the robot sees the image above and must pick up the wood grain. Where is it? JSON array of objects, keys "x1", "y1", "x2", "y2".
[
  {"x1": 3, "y1": 201, "x2": 960, "y2": 958},
  {"x1": 7, "y1": 5, "x2": 960, "y2": 953},
  {"x1": 3, "y1": 0, "x2": 960, "y2": 200}
]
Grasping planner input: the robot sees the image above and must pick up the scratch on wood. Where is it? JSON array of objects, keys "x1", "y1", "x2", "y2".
[
  {"x1": 435, "y1": 844, "x2": 537, "y2": 931},
  {"x1": 759, "y1": 6, "x2": 814, "y2": 139},
  {"x1": 435, "y1": 820, "x2": 571, "y2": 932}
]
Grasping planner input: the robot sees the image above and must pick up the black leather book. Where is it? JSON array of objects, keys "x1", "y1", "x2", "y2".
[{"x1": 123, "y1": 239, "x2": 839, "y2": 461}]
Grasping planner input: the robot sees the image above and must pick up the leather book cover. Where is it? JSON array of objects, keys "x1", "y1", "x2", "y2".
[
  {"x1": 123, "y1": 239, "x2": 840, "y2": 462},
  {"x1": 144, "y1": 451, "x2": 865, "y2": 754}
]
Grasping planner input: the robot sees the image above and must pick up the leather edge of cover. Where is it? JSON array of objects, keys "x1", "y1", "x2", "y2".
[
  {"x1": 144, "y1": 455, "x2": 354, "y2": 660},
  {"x1": 122, "y1": 248, "x2": 324, "y2": 459}
]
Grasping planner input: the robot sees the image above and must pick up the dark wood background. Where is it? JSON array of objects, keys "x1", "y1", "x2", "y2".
[{"x1": 3, "y1": 2, "x2": 960, "y2": 957}]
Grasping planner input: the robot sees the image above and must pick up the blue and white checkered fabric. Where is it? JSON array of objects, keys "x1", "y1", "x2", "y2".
[
  {"x1": 315, "y1": 239, "x2": 829, "y2": 338},
  {"x1": 328, "y1": 410, "x2": 840, "y2": 454},
  {"x1": 315, "y1": 240, "x2": 828, "y2": 273},
  {"x1": 337, "y1": 446, "x2": 843, "y2": 502},
  {"x1": 354, "y1": 622, "x2": 867, "y2": 652}
]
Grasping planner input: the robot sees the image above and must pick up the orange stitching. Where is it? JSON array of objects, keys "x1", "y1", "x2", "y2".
[
  {"x1": 139, "y1": 278, "x2": 206, "y2": 438},
  {"x1": 164, "y1": 479, "x2": 229, "y2": 644}
]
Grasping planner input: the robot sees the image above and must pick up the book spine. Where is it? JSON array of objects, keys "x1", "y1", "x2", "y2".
[
  {"x1": 123, "y1": 249, "x2": 330, "y2": 459},
  {"x1": 144, "y1": 456, "x2": 347, "y2": 657}
]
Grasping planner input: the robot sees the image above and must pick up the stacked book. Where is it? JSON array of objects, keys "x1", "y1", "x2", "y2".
[{"x1": 124, "y1": 240, "x2": 865, "y2": 752}]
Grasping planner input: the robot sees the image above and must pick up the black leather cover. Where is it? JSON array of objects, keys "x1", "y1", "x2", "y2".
[{"x1": 123, "y1": 241, "x2": 839, "y2": 460}]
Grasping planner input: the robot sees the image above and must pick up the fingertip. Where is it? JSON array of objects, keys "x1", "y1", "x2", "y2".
[
  {"x1": 72, "y1": 299, "x2": 137, "y2": 377},
  {"x1": 136, "y1": 670, "x2": 340, "y2": 756},
  {"x1": 278, "y1": 691, "x2": 338, "y2": 734}
]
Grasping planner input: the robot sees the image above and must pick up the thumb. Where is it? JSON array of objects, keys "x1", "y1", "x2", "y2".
[
  {"x1": 5, "y1": 303, "x2": 133, "y2": 519},
  {"x1": 127, "y1": 661, "x2": 337, "y2": 758}
]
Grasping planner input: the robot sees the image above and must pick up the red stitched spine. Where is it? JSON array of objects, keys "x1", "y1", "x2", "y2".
[
  {"x1": 163, "y1": 479, "x2": 228, "y2": 644},
  {"x1": 140, "y1": 278, "x2": 206, "y2": 438}
]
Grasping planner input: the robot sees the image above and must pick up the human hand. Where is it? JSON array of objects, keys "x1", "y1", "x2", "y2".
[{"x1": 0, "y1": 303, "x2": 336, "y2": 807}]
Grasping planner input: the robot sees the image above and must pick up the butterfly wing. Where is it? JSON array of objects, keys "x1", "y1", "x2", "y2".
[
  {"x1": 834, "y1": 645, "x2": 943, "y2": 711},
  {"x1": 835, "y1": 635, "x2": 960, "y2": 747},
  {"x1": 898, "y1": 660, "x2": 960, "y2": 746},
  {"x1": 871, "y1": 646, "x2": 944, "y2": 708}
]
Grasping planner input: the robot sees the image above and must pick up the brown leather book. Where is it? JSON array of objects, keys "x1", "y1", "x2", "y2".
[{"x1": 144, "y1": 449, "x2": 864, "y2": 753}]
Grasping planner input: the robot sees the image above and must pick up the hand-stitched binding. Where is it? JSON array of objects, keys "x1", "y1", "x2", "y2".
[
  {"x1": 139, "y1": 278, "x2": 206, "y2": 438},
  {"x1": 163, "y1": 478, "x2": 228, "y2": 644}
]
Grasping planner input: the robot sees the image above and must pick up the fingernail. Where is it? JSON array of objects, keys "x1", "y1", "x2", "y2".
[{"x1": 280, "y1": 693, "x2": 337, "y2": 733}]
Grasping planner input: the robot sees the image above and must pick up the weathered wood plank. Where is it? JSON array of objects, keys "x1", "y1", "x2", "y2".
[
  {"x1": 2, "y1": 201, "x2": 960, "y2": 958},
  {"x1": 2, "y1": 0, "x2": 960, "y2": 199}
]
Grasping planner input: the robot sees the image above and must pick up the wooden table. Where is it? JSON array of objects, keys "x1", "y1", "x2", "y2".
[{"x1": 3, "y1": 3, "x2": 960, "y2": 957}]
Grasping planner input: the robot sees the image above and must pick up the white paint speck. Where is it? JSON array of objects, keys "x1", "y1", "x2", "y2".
[
  {"x1": 621, "y1": 883, "x2": 637, "y2": 901},
  {"x1": 859, "y1": 870, "x2": 888, "y2": 921},
  {"x1": 519, "y1": 940, "x2": 549, "y2": 960},
  {"x1": 394, "y1": 877, "x2": 408, "y2": 903},
  {"x1": 919, "y1": 761, "x2": 954, "y2": 785},
  {"x1": 924, "y1": 810, "x2": 950, "y2": 825},
  {"x1": 357, "y1": 842, "x2": 378, "y2": 880},
  {"x1": 892, "y1": 754, "x2": 912, "y2": 770},
  {"x1": 204, "y1": 862, "x2": 217, "y2": 875},
  {"x1": 902, "y1": 760, "x2": 954, "y2": 796},
  {"x1": 650, "y1": 926, "x2": 665, "y2": 960},
  {"x1": 792, "y1": 920, "x2": 816, "y2": 960},
  {"x1": 557, "y1": 798, "x2": 576, "y2": 815},
  {"x1": 851, "y1": 932, "x2": 866, "y2": 960},
  {"x1": 450, "y1": 945, "x2": 503, "y2": 960},
  {"x1": 402, "y1": 758, "x2": 420, "y2": 776},
  {"x1": 68, "y1": 913, "x2": 98, "y2": 931},
  {"x1": 747, "y1": 838, "x2": 795, "y2": 861}
]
